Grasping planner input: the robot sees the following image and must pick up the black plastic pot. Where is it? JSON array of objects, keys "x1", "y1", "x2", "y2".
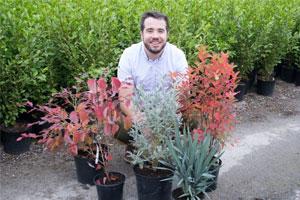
[
  {"x1": 134, "y1": 165, "x2": 174, "y2": 200},
  {"x1": 205, "y1": 159, "x2": 222, "y2": 192},
  {"x1": 246, "y1": 69, "x2": 257, "y2": 92},
  {"x1": 94, "y1": 172, "x2": 125, "y2": 200},
  {"x1": 74, "y1": 155, "x2": 103, "y2": 185},
  {"x1": 274, "y1": 63, "x2": 282, "y2": 78},
  {"x1": 1, "y1": 123, "x2": 32, "y2": 155},
  {"x1": 280, "y1": 66, "x2": 295, "y2": 83},
  {"x1": 295, "y1": 68, "x2": 300, "y2": 86},
  {"x1": 172, "y1": 188, "x2": 204, "y2": 200},
  {"x1": 256, "y1": 79, "x2": 275, "y2": 96},
  {"x1": 2, "y1": 131, "x2": 31, "y2": 154},
  {"x1": 235, "y1": 82, "x2": 247, "y2": 101}
]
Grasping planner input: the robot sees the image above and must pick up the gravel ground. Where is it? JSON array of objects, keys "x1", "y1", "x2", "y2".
[{"x1": 0, "y1": 79, "x2": 299, "y2": 200}]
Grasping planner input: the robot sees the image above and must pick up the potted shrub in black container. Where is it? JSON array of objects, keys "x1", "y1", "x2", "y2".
[
  {"x1": 295, "y1": 65, "x2": 300, "y2": 86},
  {"x1": 0, "y1": 106, "x2": 38, "y2": 155},
  {"x1": 20, "y1": 77, "x2": 129, "y2": 190},
  {"x1": 161, "y1": 127, "x2": 222, "y2": 200},
  {"x1": 177, "y1": 47, "x2": 237, "y2": 192},
  {"x1": 280, "y1": 58, "x2": 295, "y2": 83},
  {"x1": 256, "y1": 72, "x2": 276, "y2": 96},
  {"x1": 128, "y1": 80, "x2": 182, "y2": 200},
  {"x1": 0, "y1": 120, "x2": 32, "y2": 155}
]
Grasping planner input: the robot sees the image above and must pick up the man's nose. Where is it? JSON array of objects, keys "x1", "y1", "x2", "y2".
[{"x1": 152, "y1": 31, "x2": 159, "y2": 38}]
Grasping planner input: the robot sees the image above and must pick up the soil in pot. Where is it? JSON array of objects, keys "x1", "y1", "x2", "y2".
[
  {"x1": 172, "y1": 188, "x2": 204, "y2": 200},
  {"x1": 134, "y1": 164, "x2": 174, "y2": 200},
  {"x1": 94, "y1": 172, "x2": 126, "y2": 200},
  {"x1": 0, "y1": 122, "x2": 32, "y2": 155}
]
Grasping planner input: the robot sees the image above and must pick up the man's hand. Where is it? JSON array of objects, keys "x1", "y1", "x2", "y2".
[{"x1": 119, "y1": 82, "x2": 134, "y2": 129}]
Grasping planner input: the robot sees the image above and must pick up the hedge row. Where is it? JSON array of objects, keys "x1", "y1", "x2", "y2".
[{"x1": 0, "y1": 0, "x2": 299, "y2": 126}]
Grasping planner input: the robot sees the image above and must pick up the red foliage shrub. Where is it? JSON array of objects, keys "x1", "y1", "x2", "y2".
[{"x1": 178, "y1": 46, "x2": 239, "y2": 145}]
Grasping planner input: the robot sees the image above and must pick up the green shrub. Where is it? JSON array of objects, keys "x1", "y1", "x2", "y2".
[
  {"x1": 1, "y1": 0, "x2": 299, "y2": 125},
  {"x1": 0, "y1": 1, "x2": 52, "y2": 126},
  {"x1": 255, "y1": 0, "x2": 297, "y2": 80}
]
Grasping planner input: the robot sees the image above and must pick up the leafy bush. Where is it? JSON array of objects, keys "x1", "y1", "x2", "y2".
[
  {"x1": 178, "y1": 47, "x2": 238, "y2": 145},
  {"x1": 254, "y1": 1, "x2": 297, "y2": 80},
  {"x1": 0, "y1": 1, "x2": 52, "y2": 126},
  {"x1": 1, "y1": 0, "x2": 299, "y2": 125},
  {"x1": 128, "y1": 80, "x2": 182, "y2": 169}
]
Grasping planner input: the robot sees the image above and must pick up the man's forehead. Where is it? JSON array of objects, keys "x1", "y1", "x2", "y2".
[{"x1": 144, "y1": 17, "x2": 167, "y2": 29}]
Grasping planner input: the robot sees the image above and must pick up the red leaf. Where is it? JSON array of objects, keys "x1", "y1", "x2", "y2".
[
  {"x1": 69, "y1": 111, "x2": 79, "y2": 123},
  {"x1": 95, "y1": 106, "x2": 104, "y2": 121},
  {"x1": 73, "y1": 132, "x2": 81, "y2": 144},
  {"x1": 64, "y1": 132, "x2": 72, "y2": 144},
  {"x1": 69, "y1": 144, "x2": 78, "y2": 156},
  {"x1": 123, "y1": 115, "x2": 132, "y2": 130},
  {"x1": 111, "y1": 124, "x2": 119, "y2": 135},
  {"x1": 106, "y1": 153, "x2": 113, "y2": 161},
  {"x1": 78, "y1": 109, "x2": 89, "y2": 127},
  {"x1": 87, "y1": 79, "x2": 97, "y2": 93},
  {"x1": 111, "y1": 77, "x2": 121, "y2": 92},
  {"x1": 25, "y1": 101, "x2": 33, "y2": 107},
  {"x1": 80, "y1": 131, "x2": 87, "y2": 142},
  {"x1": 97, "y1": 78, "x2": 107, "y2": 90}
]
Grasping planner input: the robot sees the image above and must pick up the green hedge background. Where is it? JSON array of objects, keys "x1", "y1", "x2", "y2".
[{"x1": 1, "y1": 0, "x2": 299, "y2": 126}]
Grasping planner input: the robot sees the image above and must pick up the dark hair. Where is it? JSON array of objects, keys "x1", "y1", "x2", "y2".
[{"x1": 140, "y1": 11, "x2": 169, "y2": 32}]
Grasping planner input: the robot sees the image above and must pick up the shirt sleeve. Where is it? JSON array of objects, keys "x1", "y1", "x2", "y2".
[
  {"x1": 176, "y1": 50, "x2": 188, "y2": 74},
  {"x1": 117, "y1": 49, "x2": 134, "y2": 84}
]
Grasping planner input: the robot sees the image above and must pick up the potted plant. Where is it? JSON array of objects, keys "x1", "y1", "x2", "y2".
[
  {"x1": 177, "y1": 46, "x2": 238, "y2": 191},
  {"x1": 178, "y1": 46, "x2": 238, "y2": 144},
  {"x1": 128, "y1": 80, "x2": 182, "y2": 200},
  {"x1": 161, "y1": 126, "x2": 222, "y2": 200},
  {"x1": 0, "y1": 114, "x2": 33, "y2": 155},
  {"x1": 295, "y1": 49, "x2": 300, "y2": 86},
  {"x1": 289, "y1": 13, "x2": 300, "y2": 86},
  {"x1": 20, "y1": 77, "x2": 128, "y2": 198},
  {"x1": 230, "y1": 9, "x2": 260, "y2": 97},
  {"x1": 255, "y1": 10, "x2": 295, "y2": 96}
]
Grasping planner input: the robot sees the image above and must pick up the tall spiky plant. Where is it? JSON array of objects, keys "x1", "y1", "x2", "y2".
[{"x1": 161, "y1": 126, "x2": 222, "y2": 200}]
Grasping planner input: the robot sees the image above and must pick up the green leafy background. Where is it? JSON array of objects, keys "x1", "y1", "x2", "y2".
[{"x1": 1, "y1": 0, "x2": 299, "y2": 126}]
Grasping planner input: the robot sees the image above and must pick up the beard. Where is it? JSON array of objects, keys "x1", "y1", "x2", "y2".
[{"x1": 143, "y1": 40, "x2": 166, "y2": 54}]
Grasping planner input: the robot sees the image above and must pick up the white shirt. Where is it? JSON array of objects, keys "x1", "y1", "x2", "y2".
[{"x1": 117, "y1": 42, "x2": 188, "y2": 91}]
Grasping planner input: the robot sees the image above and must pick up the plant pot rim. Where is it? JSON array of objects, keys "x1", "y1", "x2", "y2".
[
  {"x1": 133, "y1": 164, "x2": 174, "y2": 179},
  {"x1": 94, "y1": 171, "x2": 125, "y2": 187}
]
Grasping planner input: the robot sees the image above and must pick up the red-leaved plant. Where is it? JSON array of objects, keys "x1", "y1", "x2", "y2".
[
  {"x1": 19, "y1": 77, "x2": 129, "y2": 181},
  {"x1": 178, "y1": 46, "x2": 238, "y2": 146}
]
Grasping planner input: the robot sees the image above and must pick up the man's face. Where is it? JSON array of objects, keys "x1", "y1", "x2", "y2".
[{"x1": 141, "y1": 17, "x2": 168, "y2": 55}]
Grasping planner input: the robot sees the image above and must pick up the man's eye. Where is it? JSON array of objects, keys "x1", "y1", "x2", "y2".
[
  {"x1": 158, "y1": 30, "x2": 165, "y2": 33},
  {"x1": 147, "y1": 29, "x2": 153, "y2": 33}
]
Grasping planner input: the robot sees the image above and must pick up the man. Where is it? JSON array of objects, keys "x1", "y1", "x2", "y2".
[{"x1": 116, "y1": 11, "x2": 188, "y2": 145}]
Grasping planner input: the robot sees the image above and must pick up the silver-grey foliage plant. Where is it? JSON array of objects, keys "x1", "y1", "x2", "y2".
[{"x1": 128, "y1": 79, "x2": 182, "y2": 169}]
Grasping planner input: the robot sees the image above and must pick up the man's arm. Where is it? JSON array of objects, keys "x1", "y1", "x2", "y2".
[
  {"x1": 119, "y1": 82, "x2": 134, "y2": 120},
  {"x1": 117, "y1": 48, "x2": 135, "y2": 129}
]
